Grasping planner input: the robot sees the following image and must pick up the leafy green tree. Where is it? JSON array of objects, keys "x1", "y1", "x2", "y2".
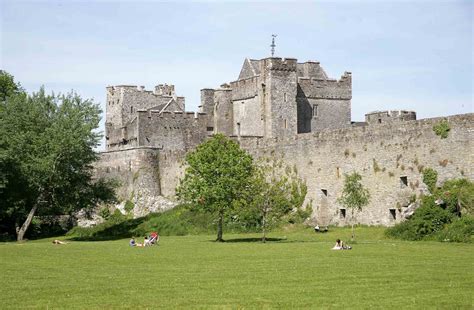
[
  {"x1": 239, "y1": 160, "x2": 308, "y2": 242},
  {"x1": 176, "y1": 134, "x2": 253, "y2": 242},
  {"x1": 338, "y1": 172, "x2": 370, "y2": 242},
  {"x1": 0, "y1": 87, "x2": 116, "y2": 240},
  {"x1": 0, "y1": 70, "x2": 23, "y2": 101}
]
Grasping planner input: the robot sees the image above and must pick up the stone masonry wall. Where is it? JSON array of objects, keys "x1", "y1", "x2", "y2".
[
  {"x1": 240, "y1": 113, "x2": 474, "y2": 226},
  {"x1": 94, "y1": 147, "x2": 175, "y2": 217},
  {"x1": 137, "y1": 111, "x2": 209, "y2": 151}
]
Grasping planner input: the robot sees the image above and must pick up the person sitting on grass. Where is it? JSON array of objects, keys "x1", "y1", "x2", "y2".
[
  {"x1": 332, "y1": 239, "x2": 352, "y2": 250},
  {"x1": 130, "y1": 237, "x2": 144, "y2": 247},
  {"x1": 143, "y1": 236, "x2": 150, "y2": 247}
]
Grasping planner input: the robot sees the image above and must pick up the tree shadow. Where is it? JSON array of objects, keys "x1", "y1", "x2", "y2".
[
  {"x1": 219, "y1": 237, "x2": 286, "y2": 243},
  {"x1": 67, "y1": 216, "x2": 150, "y2": 241}
]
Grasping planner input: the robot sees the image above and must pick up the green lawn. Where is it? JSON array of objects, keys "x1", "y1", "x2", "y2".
[{"x1": 1, "y1": 227, "x2": 472, "y2": 309}]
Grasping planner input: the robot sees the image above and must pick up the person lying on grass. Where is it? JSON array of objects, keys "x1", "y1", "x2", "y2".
[{"x1": 52, "y1": 240, "x2": 68, "y2": 245}]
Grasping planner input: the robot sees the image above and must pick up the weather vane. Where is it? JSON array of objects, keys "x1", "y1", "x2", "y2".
[{"x1": 271, "y1": 34, "x2": 277, "y2": 57}]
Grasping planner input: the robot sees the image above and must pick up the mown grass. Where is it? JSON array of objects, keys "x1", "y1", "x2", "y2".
[{"x1": 1, "y1": 226, "x2": 472, "y2": 309}]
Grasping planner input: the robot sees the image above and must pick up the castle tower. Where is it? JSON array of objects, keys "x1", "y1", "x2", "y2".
[{"x1": 261, "y1": 57, "x2": 298, "y2": 138}]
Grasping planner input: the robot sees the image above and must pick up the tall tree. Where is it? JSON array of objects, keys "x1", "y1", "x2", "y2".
[
  {"x1": 0, "y1": 86, "x2": 116, "y2": 240},
  {"x1": 338, "y1": 172, "x2": 370, "y2": 242},
  {"x1": 176, "y1": 134, "x2": 253, "y2": 242},
  {"x1": 0, "y1": 70, "x2": 23, "y2": 101},
  {"x1": 241, "y1": 160, "x2": 308, "y2": 242}
]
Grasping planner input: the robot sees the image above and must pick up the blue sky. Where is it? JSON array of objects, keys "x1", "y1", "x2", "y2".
[{"x1": 1, "y1": 0, "x2": 472, "y2": 149}]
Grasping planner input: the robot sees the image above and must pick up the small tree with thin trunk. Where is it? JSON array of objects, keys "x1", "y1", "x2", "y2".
[
  {"x1": 176, "y1": 134, "x2": 253, "y2": 242},
  {"x1": 241, "y1": 160, "x2": 307, "y2": 242},
  {"x1": 338, "y1": 172, "x2": 370, "y2": 242}
]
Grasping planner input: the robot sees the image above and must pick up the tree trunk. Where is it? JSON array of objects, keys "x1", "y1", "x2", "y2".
[
  {"x1": 17, "y1": 204, "x2": 38, "y2": 241},
  {"x1": 262, "y1": 209, "x2": 267, "y2": 243},
  {"x1": 351, "y1": 209, "x2": 355, "y2": 242},
  {"x1": 216, "y1": 211, "x2": 224, "y2": 242}
]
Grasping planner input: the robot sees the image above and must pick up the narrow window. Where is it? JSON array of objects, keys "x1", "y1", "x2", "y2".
[
  {"x1": 336, "y1": 167, "x2": 340, "y2": 178},
  {"x1": 340, "y1": 209, "x2": 346, "y2": 219},
  {"x1": 284, "y1": 92, "x2": 287, "y2": 102},
  {"x1": 130, "y1": 106, "x2": 133, "y2": 113},
  {"x1": 389, "y1": 209, "x2": 396, "y2": 220},
  {"x1": 206, "y1": 127, "x2": 214, "y2": 132},
  {"x1": 378, "y1": 118, "x2": 382, "y2": 124},
  {"x1": 321, "y1": 189, "x2": 328, "y2": 197},
  {"x1": 284, "y1": 119, "x2": 287, "y2": 129},
  {"x1": 237, "y1": 122, "x2": 241, "y2": 137},
  {"x1": 312, "y1": 104, "x2": 318, "y2": 117},
  {"x1": 400, "y1": 176, "x2": 408, "y2": 188}
]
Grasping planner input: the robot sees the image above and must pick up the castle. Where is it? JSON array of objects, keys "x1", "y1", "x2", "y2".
[{"x1": 94, "y1": 56, "x2": 473, "y2": 226}]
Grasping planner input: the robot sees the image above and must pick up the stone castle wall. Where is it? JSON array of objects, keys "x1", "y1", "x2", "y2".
[
  {"x1": 239, "y1": 113, "x2": 473, "y2": 226},
  {"x1": 94, "y1": 147, "x2": 175, "y2": 217},
  {"x1": 136, "y1": 111, "x2": 210, "y2": 151}
]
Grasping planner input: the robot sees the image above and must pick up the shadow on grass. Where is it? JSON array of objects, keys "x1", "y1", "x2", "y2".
[
  {"x1": 217, "y1": 237, "x2": 286, "y2": 243},
  {"x1": 67, "y1": 216, "x2": 151, "y2": 241}
]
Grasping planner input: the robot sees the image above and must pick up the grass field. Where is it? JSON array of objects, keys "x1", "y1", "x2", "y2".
[{"x1": 1, "y1": 227, "x2": 472, "y2": 309}]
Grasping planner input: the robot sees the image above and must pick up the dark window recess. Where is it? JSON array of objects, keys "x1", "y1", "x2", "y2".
[
  {"x1": 312, "y1": 104, "x2": 318, "y2": 117},
  {"x1": 340, "y1": 209, "x2": 346, "y2": 218},
  {"x1": 400, "y1": 176, "x2": 408, "y2": 187},
  {"x1": 207, "y1": 127, "x2": 214, "y2": 131},
  {"x1": 378, "y1": 118, "x2": 382, "y2": 124},
  {"x1": 389, "y1": 209, "x2": 396, "y2": 220},
  {"x1": 321, "y1": 189, "x2": 328, "y2": 196}
]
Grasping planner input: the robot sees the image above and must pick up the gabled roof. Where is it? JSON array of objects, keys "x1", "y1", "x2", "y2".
[{"x1": 238, "y1": 58, "x2": 261, "y2": 80}]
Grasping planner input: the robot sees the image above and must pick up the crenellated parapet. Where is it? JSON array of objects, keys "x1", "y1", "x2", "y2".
[
  {"x1": 263, "y1": 57, "x2": 298, "y2": 72},
  {"x1": 230, "y1": 76, "x2": 259, "y2": 101},
  {"x1": 297, "y1": 72, "x2": 352, "y2": 100}
]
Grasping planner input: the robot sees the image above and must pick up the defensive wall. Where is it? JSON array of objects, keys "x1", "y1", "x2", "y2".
[
  {"x1": 239, "y1": 113, "x2": 474, "y2": 226},
  {"x1": 95, "y1": 113, "x2": 473, "y2": 225}
]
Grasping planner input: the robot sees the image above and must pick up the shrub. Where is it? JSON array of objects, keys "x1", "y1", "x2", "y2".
[
  {"x1": 433, "y1": 216, "x2": 474, "y2": 243},
  {"x1": 433, "y1": 120, "x2": 450, "y2": 138},
  {"x1": 99, "y1": 207, "x2": 111, "y2": 220},
  {"x1": 124, "y1": 200, "x2": 134, "y2": 213},
  {"x1": 422, "y1": 168, "x2": 438, "y2": 193},
  {"x1": 385, "y1": 198, "x2": 454, "y2": 241}
]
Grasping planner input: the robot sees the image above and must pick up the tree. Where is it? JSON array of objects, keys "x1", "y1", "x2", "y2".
[
  {"x1": 176, "y1": 134, "x2": 253, "y2": 242},
  {"x1": 338, "y1": 172, "x2": 370, "y2": 242},
  {"x1": 0, "y1": 70, "x2": 23, "y2": 101},
  {"x1": 244, "y1": 160, "x2": 308, "y2": 242},
  {"x1": 0, "y1": 86, "x2": 116, "y2": 240}
]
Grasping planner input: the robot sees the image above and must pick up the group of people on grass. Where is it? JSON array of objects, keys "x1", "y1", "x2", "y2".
[{"x1": 129, "y1": 232, "x2": 159, "y2": 247}]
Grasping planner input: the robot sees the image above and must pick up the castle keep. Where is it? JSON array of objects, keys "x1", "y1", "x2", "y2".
[{"x1": 95, "y1": 56, "x2": 473, "y2": 225}]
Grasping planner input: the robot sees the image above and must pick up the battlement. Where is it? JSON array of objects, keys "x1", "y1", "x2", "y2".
[
  {"x1": 297, "y1": 73, "x2": 352, "y2": 100},
  {"x1": 106, "y1": 84, "x2": 176, "y2": 97},
  {"x1": 230, "y1": 76, "x2": 259, "y2": 101},
  {"x1": 154, "y1": 84, "x2": 175, "y2": 96},
  {"x1": 264, "y1": 57, "x2": 298, "y2": 72},
  {"x1": 137, "y1": 110, "x2": 206, "y2": 120},
  {"x1": 365, "y1": 110, "x2": 417, "y2": 124}
]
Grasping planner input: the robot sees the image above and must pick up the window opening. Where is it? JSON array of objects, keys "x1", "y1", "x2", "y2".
[
  {"x1": 389, "y1": 209, "x2": 396, "y2": 220},
  {"x1": 400, "y1": 176, "x2": 408, "y2": 188},
  {"x1": 340, "y1": 209, "x2": 346, "y2": 219},
  {"x1": 321, "y1": 189, "x2": 328, "y2": 197},
  {"x1": 312, "y1": 104, "x2": 318, "y2": 117}
]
